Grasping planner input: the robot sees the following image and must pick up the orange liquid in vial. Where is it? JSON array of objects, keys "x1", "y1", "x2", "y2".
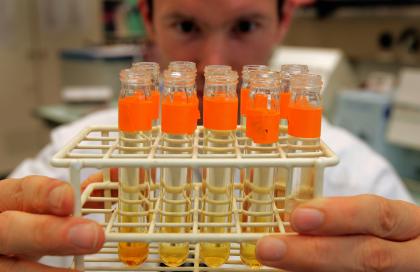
[
  {"x1": 288, "y1": 102, "x2": 322, "y2": 139},
  {"x1": 118, "y1": 204, "x2": 149, "y2": 266},
  {"x1": 119, "y1": 241, "x2": 149, "y2": 266},
  {"x1": 117, "y1": 166, "x2": 150, "y2": 266}
]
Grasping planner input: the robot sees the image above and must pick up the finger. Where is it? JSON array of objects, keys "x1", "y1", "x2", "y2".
[
  {"x1": 0, "y1": 176, "x2": 73, "y2": 216},
  {"x1": 81, "y1": 169, "x2": 118, "y2": 209},
  {"x1": 256, "y1": 234, "x2": 420, "y2": 272},
  {"x1": 0, "y1": 256, "x2": 75, "y2": 272},
  {"x1": 289, "y1": 195, "x2": 420, "y2": 241},
  {"x1": 0, "y1": 211, "x2": 104, "y2": 257}
]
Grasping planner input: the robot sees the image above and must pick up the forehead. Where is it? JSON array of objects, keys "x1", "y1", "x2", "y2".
[{"x1": 153, "y1": 0, "x2": 278, "y2": 24}]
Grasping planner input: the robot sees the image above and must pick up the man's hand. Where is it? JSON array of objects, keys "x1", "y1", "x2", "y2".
[
  {"x1": 0, "y1": 176, "x2": 105, "y2": 271},
  {"x1": 256, "y1": 195, "x2": 420, "y2": 272}
]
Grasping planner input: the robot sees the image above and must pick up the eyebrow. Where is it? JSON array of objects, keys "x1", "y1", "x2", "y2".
[
  {"x1": 162, "y1": 12, "x2": 270, "y2": 25},
  {"x1": 234, "y1": 13, "x2": 270, "y2": 23},
  {"x1": 162, "y1": 13, "x2": 196, "y2": 23}
]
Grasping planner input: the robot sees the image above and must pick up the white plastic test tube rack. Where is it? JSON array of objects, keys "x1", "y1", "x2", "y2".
[{"x1": 51, "y1": 125, "x2": 339, "y2": 272}]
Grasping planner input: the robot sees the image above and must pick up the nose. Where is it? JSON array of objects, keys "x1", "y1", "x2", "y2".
[{"x1": 197, "y1": 33, "x2": 230, "y2": 73}]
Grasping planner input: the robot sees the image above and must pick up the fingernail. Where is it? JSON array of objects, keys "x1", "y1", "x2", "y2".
[
  {"x1": 256, "y1": 236, "x2": 287, "y2": 262},
  {"x1": 68, "y1": 223, "x2": 99, "y2": 249},
  {"x1": 292, "y1": 208, "x2": 324, "y2": 232},
  {"x1": 49, "y1": 185, "x2": 68, "y2": 210}
]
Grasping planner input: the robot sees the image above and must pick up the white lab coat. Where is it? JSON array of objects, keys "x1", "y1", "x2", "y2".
[{"x1": 9, "y1": 107, "x2": 414, "y2": 268}]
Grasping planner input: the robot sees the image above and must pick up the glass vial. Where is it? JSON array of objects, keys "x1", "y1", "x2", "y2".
[
  {"x1": 131, "y1": 62, "x2": 160, "y2": 186},
  {"x1": 200, "y1": 67, "x2": 238, "y2": 267},
  {"x1": 241, "y1": 70, "x2": 280, "y2": 268},
  {"x1": 117, "y1": 68, "x2": 153, "y2": 266},
  {"x1": 240, "y1": 65, "x2": 269, "y2": 129},
  {"x1": 132, "y1": 62, "x2": 161, "y2": 124},
  {"x1": 276, "y1": 64, "x2": 309, "y2": 219},
  {"x1": 279, "y1": 64, "x2": 309, "y2": 129},
  {"x1": 285, "y1": 73, "x2": 323, "y2": 219},
  {"x1": 159, "y1": 67, "x2": 199, "y2": 267}
]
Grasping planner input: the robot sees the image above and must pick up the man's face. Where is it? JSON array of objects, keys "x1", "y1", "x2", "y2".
[{"x1": 144, "y1": 0, "x2": 286, "y2": 91}]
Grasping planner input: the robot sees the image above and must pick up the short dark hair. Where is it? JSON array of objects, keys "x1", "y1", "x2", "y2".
[{"x1": 145, "y1": 0, "x2": 286, "y2": 21}]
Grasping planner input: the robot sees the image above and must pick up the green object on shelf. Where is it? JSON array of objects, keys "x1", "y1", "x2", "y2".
[{"x1": 126, "y1": 0, "x2": 146, "y2": 38}]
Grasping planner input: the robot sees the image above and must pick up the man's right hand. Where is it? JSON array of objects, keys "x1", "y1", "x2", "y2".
[{"x1": 0, "y1": 176, "x2": 105, "y2": 271}]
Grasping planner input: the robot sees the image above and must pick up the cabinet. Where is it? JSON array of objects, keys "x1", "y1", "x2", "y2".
[{"x1": 0, "y1": 0, "x2": 102, "y2": 175}]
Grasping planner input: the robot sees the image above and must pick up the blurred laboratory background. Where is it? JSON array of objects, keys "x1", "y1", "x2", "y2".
[{"x1": 0, "y1": 0, "x2": 420, "y2": 201}]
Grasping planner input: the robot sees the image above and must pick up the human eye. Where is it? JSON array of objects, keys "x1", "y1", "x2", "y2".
[
  {"x1": 172, "y1": 19, "x2": 200, "y2": 35},
  {"x1": 231, "y1": 19, "x2": 260, "y2": 36}
]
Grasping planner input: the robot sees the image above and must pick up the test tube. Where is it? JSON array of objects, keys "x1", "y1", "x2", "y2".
[
  {"x1": 159, "y1": 67, "x2": 199, "y2": 267},
  {"x1": 132, "y1": 62, "x2": 160, "y2": 124},
  {"x1": 168, "y1": 61, "x2": 199, "y2": 120},
  {"x1": 200, "y1": 67, "x2": 238, "y2": 267},
  {"x1": 276, "y1": 64, "x2": 309, "y2": 219},
  {"x1": 204, "y1": 65, "x2": 232, "y2": 77},
  {"x1": 285, "y1": 73, "x2": 323, "y2": 218},
  {"x1": 168, "y1": 61, "x2": 197, "y2": 75},
  {"x1": 132, "y1": 62, "x2": 160, "y2": 186},
  {"x1": 240, "y1": 65, "x2": 269, "y2": 128},
  {"x1": 117, "y1": 69, "x2": 153, "y2": 266},
  {"x1": 241, "y1": 70, "x2": 281, "y2": 268},
  {"x1": 279, "y1": 64, "x2": 309, "y2": 130}
]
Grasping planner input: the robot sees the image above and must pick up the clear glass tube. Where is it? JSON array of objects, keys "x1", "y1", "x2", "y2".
[
  {"x1": 168, "y1": 61, "x2": 197, "y2": 75},
  {"x1": 159, "y1": 68, "x2": 197, "y2": 267},
  {"x1": 241, "y1": 70, "x2": 280, "y2": 268},
  {"x1": 118, "y1": 69, "x2": 153, "y2": 266},
  {"x1": 131, "y1": 62, "x2": 161, "y2": 185},
  {"x1": 240, "y1": 65, "x2": 269, "y2": 129},
  {"x1": 279, "y1": 64, "x2": 309, "y2": 130},
  {"x1": 204, "y1": 65, "x2": 232, "y2": 77},
  {"x1": 285, "y1": 73, "x2": 323, "y2": 220},
  {"x1": 276, "y1": 64, "x2": 309, "y2": 219},
  {"x1": 200, "y1": 68, "x2": 238, "y2": 267}
]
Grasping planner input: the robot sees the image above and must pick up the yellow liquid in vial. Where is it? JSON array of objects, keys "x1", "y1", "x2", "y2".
[
  {"x1": 240, "y1": 242, "x2": 259, "y2": 268},
  {"x1": 159, "y1": 242, "x2": 189, "y2": 267},
  {"x1": 199, "y1": 166, "x2": 232, "y2": 267},
  {"x1": 200, "y1": 215, "x2": 231, "y2": 267},
  {"x1": 240, "y1": 216, "x2": 272, "y2": 268},
  {"x1": 240, "y1": 173, "x2": 273, "y2": 268},
  {"x1": 200, "y1": 242, "x2": 230, "y2": 267},
  {"x1": 159, "y1": 162, "x2": 191, "y2": 267},
  {"x1": 159, "y1": 216, "x2": 189, "y2": 267}
]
